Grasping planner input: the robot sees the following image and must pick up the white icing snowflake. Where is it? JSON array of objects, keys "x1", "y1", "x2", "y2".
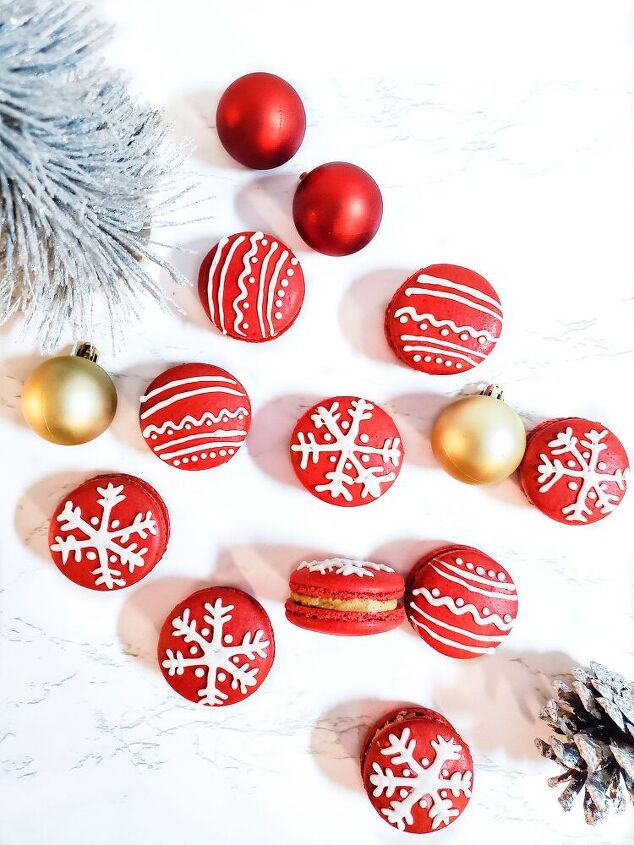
[
  {"x1": 291, "y1": 399, "x2": 401, "y2": 502},
  {"x1": 537, "y1": 427, "x2": 629, "y2": 522},
  {"x1": 370, "y1": 728, "x2": 472, "y2": 832},
  {"x1": 297, "y1": 559, "x2": 395, "y2": 577},
  {"x1": 50, "y1": 483, "x2": 158, "y2": 589},
  {"x1": 161, "y1": 598, "x2": 270, "y2": 706}
]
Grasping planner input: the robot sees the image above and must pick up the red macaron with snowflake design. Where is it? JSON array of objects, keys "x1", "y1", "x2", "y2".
[
  {"x1": 385, "y1": 264, "x2": 502, "y2": 375},
  {"x1": 198, "y1": 231, "x2": 304, "y2": 342},
  {"x1": 361, "y1": 706, "x2": 473, "y2": 834},
  {"x1": 519, "y1": 417, "x2": 629, "y2": 525},
  {"x1": 290, "y1": 396, "x2": 403, "y2": 506},
  {"x1": 285, "y1": 558, "x2": 405, "y2": 635},
  {"x1": 405, "y1": 545, "x2": 518, "y2": 659},
  {"x1": 158, "y1": 586, "x2": 275, "y2": 707},
  {"x1": 139, "y1": 363, "x2": 251, "y2": 471},
  {"x1": 49, "y1": 473, "x2": 169, "y2": 591}
]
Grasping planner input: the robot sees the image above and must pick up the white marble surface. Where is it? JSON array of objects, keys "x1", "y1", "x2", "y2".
[{"x1": 1, "y1": 0, "x2": 633, "y2": 842}]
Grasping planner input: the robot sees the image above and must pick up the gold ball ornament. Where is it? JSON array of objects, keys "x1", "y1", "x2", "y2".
[
  {"x1": 431, "y1": 385, "x2": 526, "y2": 485},
  {"x1": 21, "y1": 343, "x2": 117, "y2": 445}
]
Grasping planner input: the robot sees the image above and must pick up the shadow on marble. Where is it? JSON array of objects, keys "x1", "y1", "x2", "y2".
[
  {"x1": 165, "y1": 235, "x2": 220, "y2": 332},
  {"x1": 117, "y1": 574, "x2": 210, "y2": 671},
  {"x1": 164, "y1": 88, "x2": 238, "y2": 170},
  {"x1": 370, "y1": 536, "x2": 452, "y2": 577},
  {"x1": 247, "y1": 392, "x2": 321, "y2": 489},
  {"x1": 234, "y1": 172, "x2": 305, "y2": 253},
  {"x1": 386, "y1": 390, "x2": 451, "y2": 469},
  {"x1": 0, "y1": 351, "x2": 47, "y2": 429},
  {"x1": 310, "y1": 698, "x2": 414, "y2": 792},
  {"x1": 210, "y1": 543, "x2": 335, "y2": 603},
  {"x1": 109, "y1": 360, "x2": 173, "y2": 454},
  {"x1": 338, "y1": 266, "x2": 409, "y2": 364},
  {"x1": 14, "y1": 469, "x2": 96, "y2": 562},
  {"x1": 432, "y1": 648, "x2": 576, "y2": 760}
]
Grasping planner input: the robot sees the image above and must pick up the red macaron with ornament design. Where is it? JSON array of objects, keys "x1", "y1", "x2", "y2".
[
  {"x1": 519, "y1": 417, "x2": 629, "y2": 525},
  {"x1": 361, "y1": 706, "x2": 473, "y2": 834},
  {"x1": 158, "y1": 586, "x2": 275, "y2": 707},
  {"x1": 289, "y1": 395, "x2": 403, "y2": 506},
  {"x1": 285, "y1": 558, "x2": 405, "y2": 635},
  {"x1": 49, "y1": 473, "x2": 169, "y2": 591},
  {"x1": 198, "y1": 231, "x2": 304, "y2": 342},
  {"x1": 385, "y1": 264, "x2": 502, "y2": 375},
  {"x1": 139, "y1": 362, "x2": 251, "y2": 471},
  {"x1": 405, "y1": 545, "x2": 518, "y2": 659}
]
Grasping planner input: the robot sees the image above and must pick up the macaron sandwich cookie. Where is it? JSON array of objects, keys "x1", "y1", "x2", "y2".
[
  {"x1": 285, "y1": 558, "x2": 405, "y2": 635},
  {"x1": 49, "y1": 472, "x2": 169, "y2": 591},
  {"x1": 518, "y1": 416, "x2": 629, "y2": 525},
  {"x1": 405, "y1": 544, "x2": 518, "y2": 659},
  {"x1": 361, "y1": 706, "x2": 473, "y2": 833}
]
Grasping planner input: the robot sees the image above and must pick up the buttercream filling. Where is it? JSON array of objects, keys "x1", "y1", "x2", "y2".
[{"x1": 289, "y1": 592, "x2": 397, "y2": 613}]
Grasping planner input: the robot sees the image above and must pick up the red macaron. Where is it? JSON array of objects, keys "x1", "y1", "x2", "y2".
[
  {"x1": 405, "y1": 545, "x2": 518, "y2": 660},
  {"x1": 49, "y1": 473, "x2": 169, "y2": 591},
  {"x1": 519, "y1": 416, "x2": 629, "y2": 525},
  {"x1": 289, "y1": 395, "x2": 403, "y2": 507},
  {"x1": 158, "y1": 586, "x2": 275, "y2": 707},
  {"x1": 361, "y1": 706, "x2": 474, "y2": 834},
  {"x1": 285, "y1": 558, "x2": 405, "y2": 635}
]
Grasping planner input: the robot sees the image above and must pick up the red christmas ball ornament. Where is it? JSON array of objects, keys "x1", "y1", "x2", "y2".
[
  {"x1": 292, "y1": 162, "x2": 383, "y2": 256},
  {"x1": 216, "y1": 72, "x2": 306, "y2": 169}
]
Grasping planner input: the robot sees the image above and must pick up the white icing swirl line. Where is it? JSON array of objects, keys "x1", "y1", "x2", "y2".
[
  {"x1": 410, "y1": 618, "x2": 495, "y2": 654},
  {"x1": 142, "y1": 407, "x2": 249, "y2": 438},
  {"x1": 435, "y1": 559, "x2": 516, "y2": 592},
  {"x1": 400, "y1": 335, "x2": 487, "y2": 359},
  {"x1": 257, "y1": 241, "x2": 278, "y2": 337},
  {"x1": 430, "y1": 564, "x2": 517, "y2": 602},
  {"x1": 141, "y1": 376, "x2": 237, "y2": 403},
  {"x1": 140, "y1": 387, "x2": 246, "y2": 420},
  {"x1": 416, "y1": 273, "x2": 502, "y2": 311},
  {"x1": 266, "y1": 249, "x2": 289, "y2": 336},
  {"x1": 159, "y1": 441, "x2": 246, "y2": 461},
  {"x1": 393, "y1": 308, "x2": 500, "y2": 343},
  {"x1": 154, "y1": 430, "x2": 247, "y2": 452},
  {"x1": 206, "y1": 237, "x2": 228, "y2": 323},
  {"x1": 217, "y1": 235, "x2": 246, "y2": 334},
  {"x1": 233, "y1": 232, "x2": 263, "y2": 336},
  {"x1": 401, "y1": 345, "x2": 478, "y2": 366},
  {"x1": 409, "y1": 602, "x2": 505, "y2": 641},
  {"x1": 411, "y1": 588, "x2": 513, "y2": 630},
  {"x1": 404, "y1": 288, "x2": 502, "y2": 322}
]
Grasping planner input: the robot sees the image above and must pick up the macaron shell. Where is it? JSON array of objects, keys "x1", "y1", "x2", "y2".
[
  {"x1": 290, "y1": 396, "x2": 403, "y2": 507},
  {"x1": 197, "y1": 231, "x2": 305, "y2": 343},
  {"x1": 385, "y1": 263, "x2": 502, "y2": 375},
  {"x1": 362, "y1": 710, "x2": 473, "y2": 833},
  {"x1": 405, "y1": 545, "x2": 518, "y2": 660},
  {"x1": 519, "y1": 417, "x2": 629, "y2": 525},
  {"x1": 49, "y1": 473, "x2": 169, "y2": 591},
  {"x1": 158, "y1": 586, "x2": 275, "y2": 707},
  {"x1": 139, "y1": 362, "x2": 251, "y2": 471},
  {"x1": 285, "y1": 600, "x2": 405, "y2": 636}
]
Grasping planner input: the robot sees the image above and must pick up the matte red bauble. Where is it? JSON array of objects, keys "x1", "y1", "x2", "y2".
[
  {"x1": 292, "y1": 162, "x2": 383, "y2": 256},
  {"x1": 216, "y1": 72, "x2": 306, "y2": 169}
]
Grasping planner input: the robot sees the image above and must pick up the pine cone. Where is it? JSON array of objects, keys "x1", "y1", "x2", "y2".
[{"x1": 536, "y1": 661, "x2": 634, "y2": 825}]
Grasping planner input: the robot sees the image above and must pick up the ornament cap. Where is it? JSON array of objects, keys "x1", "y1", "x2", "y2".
[
  {"x1": 482, "y1": 384, "x2": 504, "y2": 401},
  {"x1": 72, "y1": 341, "x2": 99, "y2": 363}
]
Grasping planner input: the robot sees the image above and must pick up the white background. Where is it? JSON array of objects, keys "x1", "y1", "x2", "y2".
[{"x1": 1, "y1": 1, "x2": 633, "y2": 843}]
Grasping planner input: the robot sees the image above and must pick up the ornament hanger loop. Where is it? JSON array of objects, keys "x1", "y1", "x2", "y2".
[{"x1": 482, "y1": 384, "x2": 504, "y2": 401}]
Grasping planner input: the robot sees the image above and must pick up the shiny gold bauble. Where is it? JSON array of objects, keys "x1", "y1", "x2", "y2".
[
  {"x1": 431, "y1": 386, "x2": 526, "y2": 485},
  {"x1": 21, "y1": 343, "x2": 117, "y2": 445}
]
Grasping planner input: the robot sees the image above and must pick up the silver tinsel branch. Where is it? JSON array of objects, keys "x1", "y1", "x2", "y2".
[{"x1": 0, "y1": 0, "x2": 195, "y2": 349}]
